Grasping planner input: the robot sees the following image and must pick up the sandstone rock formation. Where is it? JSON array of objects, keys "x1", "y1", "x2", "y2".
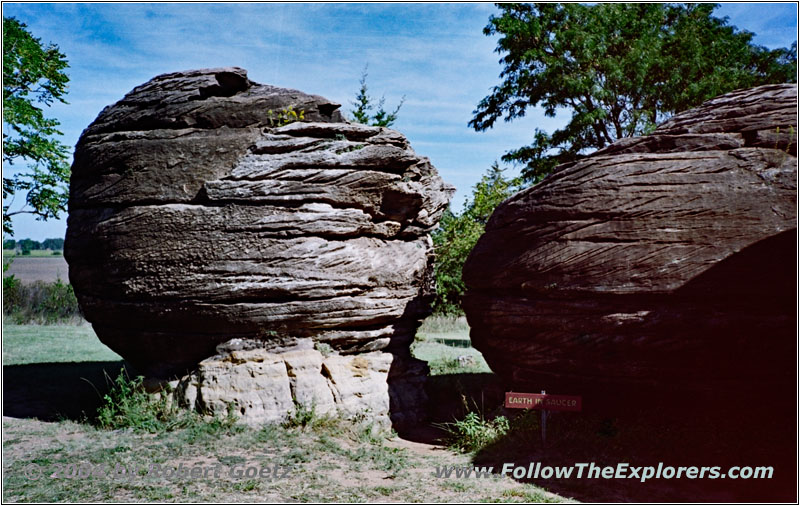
[
  {"x1": 65, "y1": 68, "x2": 453, "y2": 427},
  {"x1": 168, "y1": 338, "x2": 423, "y2": 428},
  {"x1": 463, "y1": 84, "x2": 797, "y2": 393}
]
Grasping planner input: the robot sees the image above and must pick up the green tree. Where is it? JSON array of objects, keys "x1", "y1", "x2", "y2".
[
  {"x1": 432, "y1": 163, "x2": 521, "y2": 315},
  {"x1": 3, "y1": 17, "x2": 70, "y2": 235},
  {"x1": 17, "y1": 237, "x2": 40, "y2": 254},
  {"x1": 41, "y1": 237, "x2": 64, "y2": 250},
  {"x1": 470, "y1": 3, "x2": 797, "y2": 182},
  {"x1": 350, "y1": 65, "x2": 405, "y2": 127}
]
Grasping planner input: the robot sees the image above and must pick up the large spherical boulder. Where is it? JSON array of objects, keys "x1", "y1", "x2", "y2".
[
  {"x1": 463, "y1": 83, "x2": 797, "y2": 393},
  {"x1": 65, "y1": 68, "x2": 453, "y2": 427}
]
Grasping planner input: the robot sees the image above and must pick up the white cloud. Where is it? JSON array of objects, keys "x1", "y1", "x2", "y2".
[{"x1": 3, "y1": 2, "x2": 796, "y2": 239}]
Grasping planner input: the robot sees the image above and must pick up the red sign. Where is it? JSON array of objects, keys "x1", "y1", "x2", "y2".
[{"x1": 505, "y1": 392, "x2": 582, "y2": 412}]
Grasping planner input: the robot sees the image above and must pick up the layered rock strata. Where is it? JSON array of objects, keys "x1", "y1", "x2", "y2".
[
  {"x1": 162, "y1": 338, "x2": 428, "y2": 427},
  {"x1": 65, "y1": 68, "x2": 453, "y2": 427},
  {"x1": 463, "y1": 84, "x2": 797, "y2": 392}
]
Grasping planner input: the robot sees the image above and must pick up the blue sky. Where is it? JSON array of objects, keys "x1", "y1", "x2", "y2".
[{"x1": 3, "y1": 2, "x2": 798, "y2": 241}]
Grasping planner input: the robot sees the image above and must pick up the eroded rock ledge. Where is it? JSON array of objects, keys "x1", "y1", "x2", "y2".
[{"x1": 65, "y1": 67, "x2": 453, "y2": 428}]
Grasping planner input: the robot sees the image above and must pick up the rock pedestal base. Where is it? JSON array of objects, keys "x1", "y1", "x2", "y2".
[{"x1": 160, "y1": 338, "x2": 427, "y2": 429}]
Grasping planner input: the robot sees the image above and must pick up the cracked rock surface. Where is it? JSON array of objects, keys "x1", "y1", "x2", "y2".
[
  {"x1": 169, "y1": 338, "x2": 426, "y2": 428},
  {"x1": 65, "y1": 68, "x2": 453, "y2": 427},
  {"x1": 463, "y1": 83, "x2": 797, "y2": 391}
]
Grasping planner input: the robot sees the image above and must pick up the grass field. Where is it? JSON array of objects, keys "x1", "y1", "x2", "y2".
[
  {"x1": 2, "y1": 322, "x2": 119, "y2": 365},
  {"x1": 413, "y1": 316, "x2": 490, "y2": 375},
  {"x1": 1, "y1": 317, "x2": 568, "y2": 503},
  {"x1": 3, "y1": 250, "x2": 62, "y2": 258}
]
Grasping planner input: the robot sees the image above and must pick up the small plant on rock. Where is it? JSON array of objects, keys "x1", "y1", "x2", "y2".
[
  {"x1": 350, "y1": 65, "x2": 404, "y2": 127},
  {"x1": 284, "y1": 400, "x2": 339, "y2": 432},
  {"x1": 314, "y1": 341, "x2": 333, "y2": 357},
  {"x1": 267, "y1": 106, "x2": 305, "y2": 127}
]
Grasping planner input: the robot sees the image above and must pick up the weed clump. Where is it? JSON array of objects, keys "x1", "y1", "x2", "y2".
[
  {"x1": 283, "y1": 401, "x2": 346, "y2": 435},
  {"x1": 283, "y1": 401, "x2": 319, "y2": 430},
  {"x1": 95, "y1": 369, "x2": 240, "y2": 439},
  {"x1": 96, "y1": 370, "x2": 180, "y2": 433},
  {"x1": 438, "y1": 411, "x2": 510, "y2": 453}
]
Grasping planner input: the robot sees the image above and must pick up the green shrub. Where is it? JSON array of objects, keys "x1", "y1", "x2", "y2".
[
  {"x1": 438, "y1": 412, "x2": 510, "y2": 453},
  {"x1": 2, "y1": 278, "x2": 81, "y2": 324},
  {"x1": 95, "y1": 369, "x2": 240, "y2": 439},
  {"x1": 283, "y1": 401, "x2": 341, "y2": 433},
  {"x1": 349, "y1": 66, "x2": 405, "y2": 127},
  {"x1": 3, "y1": 262, "x2": 22, "y2": 314},
  {"x1": 432, "y1": 163, "x2": 522, "y2": 315},
  {"x1": 96, "y1": 369, "x2": 184, "y2": 433},
  {"x1": 37, "y1": 279, "x2": 79, "y2": 321},
  {"x1": 284, "y1": 401, "x2": 317, "y2": 429},
  {"x1": 182, "y1": 408, "x2": 243, "y2": 444}
]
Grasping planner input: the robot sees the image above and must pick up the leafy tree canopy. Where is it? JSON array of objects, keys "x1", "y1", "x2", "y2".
[
  {"x1": 3, "y1": 16, "x2": 71, "y2": 235},
  {"x1": 350, "y1": 65, "x2": 405, "y2": 127},
  {"x1": 432, "y1": 163, "x2": 521, "y2": 315},
  {"x1": 470, "y1": 3, "x2": 798, "y2": 182},
  {"x1": 41, "y1": 237, "x2": 64, "y2": 250},
  {"x1": 2, "y1": 237, "x2": 61, "y2": 251},
  {"x1": 16, "y1": 237, "x2": 40, "y2": 253}
]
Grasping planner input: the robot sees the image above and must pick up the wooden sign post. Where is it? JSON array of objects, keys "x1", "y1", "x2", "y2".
[
  {"x1": 540, "y1": 390, "x2": 547, "y2": 447},
  {"x1": 504, "y1": 390, "x2": 582, "y2": 447}
]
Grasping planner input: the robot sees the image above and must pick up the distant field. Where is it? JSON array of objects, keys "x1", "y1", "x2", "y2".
[
  {"x1": 416, "y1": 315, "x2": 471, "y2": 343},
  {"x1": 3, "y1": 255, "x2": 70, "y2": 283},
  {"x1": 411, "y1": 316, "x2": 488, "y2": 375},
  {"x1": 3, "y1": 249, "x2": 61, "y2": 258}
]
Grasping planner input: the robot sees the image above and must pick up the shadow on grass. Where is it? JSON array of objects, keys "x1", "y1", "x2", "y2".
[
  {"x1": 396, "y1": 371, "x2": 506, "y2": 444},
  {"x1": 405, "y1": 368, "x2": 796, "y2": 502},
  {"x1": 425, "y1": 372, "x2": 505, "y2": 424},
  {"x1": 430, "y1": 338, "x2": 472, "y2": 348},
  {"x1": 3, "y1": 361, "x2": 129, "y2": 421},
  {"x1": 470, "y1": 383, "x2": 797, "y2": 502}
]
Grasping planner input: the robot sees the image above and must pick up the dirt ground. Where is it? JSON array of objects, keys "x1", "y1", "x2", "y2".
[
  {"x1": 1, "y1": 320, "x2": 570, "y2": 502},
  {"x1": 1, "y1": 416, "x2": 569, "y2": 503}
]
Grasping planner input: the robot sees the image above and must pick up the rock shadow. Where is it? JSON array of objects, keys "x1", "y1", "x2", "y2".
[
  {"x1": 462, "y1": 230, "x2": 797, "y2": 502},
  {"x1": 470, "y1": 382, "x2": 796, "y2": 502},
  {"x1": 457, "y1": 230, "x2": 797, "y2": 501},
  {"x1": 3, "y1": 361, "x2": 129, "y2": 421},
  {"x1": 395, "y1": 371, "x2": 506, "y2": 444}
]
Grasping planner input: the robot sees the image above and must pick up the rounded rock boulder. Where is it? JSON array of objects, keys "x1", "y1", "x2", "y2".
[{"x1": 65, "y1": 67, "x2": 454, "y2": 381}]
